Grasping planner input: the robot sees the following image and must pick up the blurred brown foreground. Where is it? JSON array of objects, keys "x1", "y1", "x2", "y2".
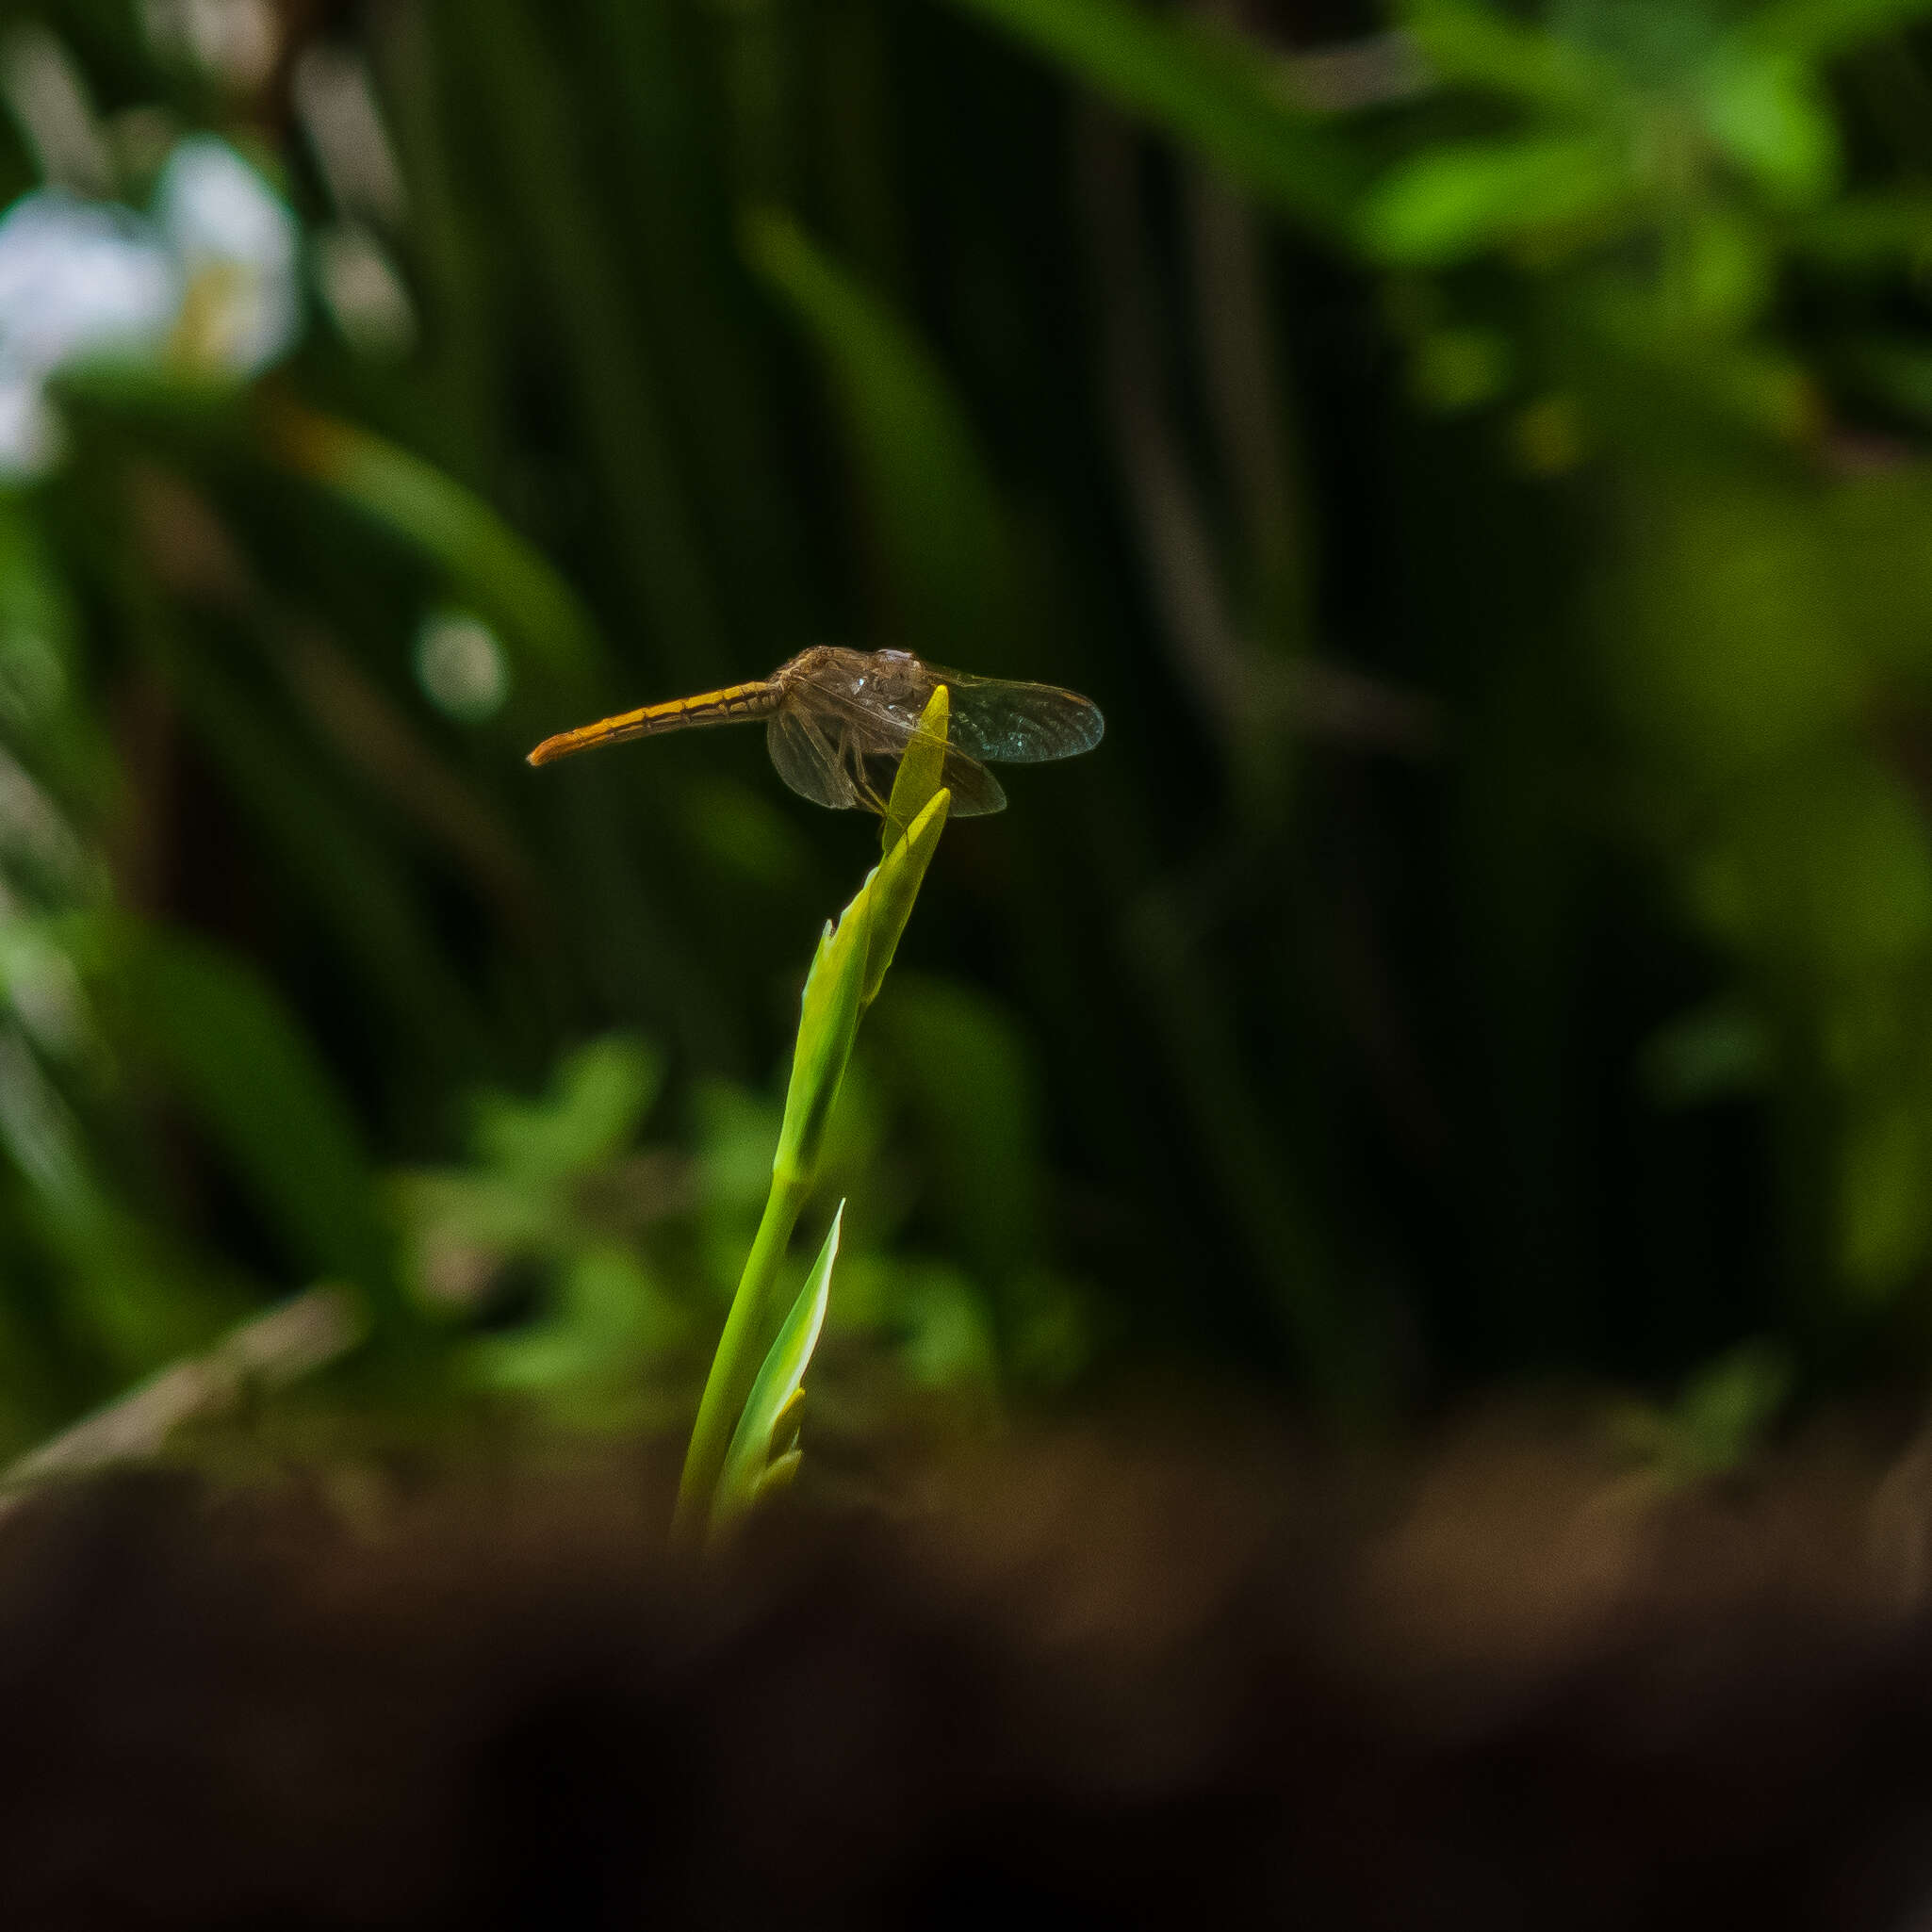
[{"x1": 1, "y1": 1416, "x2": 1931, "y2": 1929}]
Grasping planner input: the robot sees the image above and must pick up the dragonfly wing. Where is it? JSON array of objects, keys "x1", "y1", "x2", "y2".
[
  {"x1": 767, "y1": 709, "x2": 860, "y2": 810},
  {"x1": 785, "y1": 650, "x2": 1100, "y2": 766},
  {"x1": 851, "y1": 743, "x2": 1005, "y2": 818},
  {"x1": 924, "y1": 666, "x2": 1105, "y2": 765},
  {"x1": 940, "y1": 746, "x2": 1007, "y2": 816}
]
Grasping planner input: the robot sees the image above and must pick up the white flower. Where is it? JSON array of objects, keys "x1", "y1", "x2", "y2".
[
  {"x1": 0, "y1": 189, "x2": 177, "y2": 476},
  {"x1": 0, "y1": 135, "x2": 301, "y2": 478},
  {"x1": 152, "y1": 135, "x2": 300, "y2": 376},
  {"x1": 0, "y1": 190, "x2": 177, "y2": 373}
]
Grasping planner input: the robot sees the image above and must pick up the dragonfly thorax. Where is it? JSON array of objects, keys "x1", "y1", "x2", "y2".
[{"x1": 863, "y1": 650, "x2": 926, "y2": 712}]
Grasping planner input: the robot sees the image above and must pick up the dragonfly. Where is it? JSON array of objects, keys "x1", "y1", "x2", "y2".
[{"x1": 526, "y1": 647, "x2": 1104, "y2": 816}]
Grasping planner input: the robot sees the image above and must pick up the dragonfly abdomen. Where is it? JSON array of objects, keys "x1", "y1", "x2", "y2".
[{"x1": 527, "y1": 681, "x2": 781, "y2": 766}]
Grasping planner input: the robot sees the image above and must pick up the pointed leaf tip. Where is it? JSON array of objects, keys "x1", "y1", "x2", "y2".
[
  {"x1": 710, "y1": 1202, "x2": 844, "y2": 1536},
  {"x1": 884, "y1": 684, "x2": 951, "y2": 856}
]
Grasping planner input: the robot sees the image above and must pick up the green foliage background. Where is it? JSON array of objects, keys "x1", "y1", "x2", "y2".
[{"x1": 7, "y1": 0, "x2": 1932, "y2": 1459}]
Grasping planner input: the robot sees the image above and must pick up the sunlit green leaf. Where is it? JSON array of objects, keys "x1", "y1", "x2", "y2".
[
  {"x1": 882, "y1": 686, "x2": 950, "y2": 857},
  {"x1": 711, "y1": 1200, "x2": 842, "y2": 1534},
  {"x1": 860, "y1": 790, "x2": 951, "y2": 1010},
  {"x1": 772, "y1": 901, "x2": 872, "y2": 1190}
]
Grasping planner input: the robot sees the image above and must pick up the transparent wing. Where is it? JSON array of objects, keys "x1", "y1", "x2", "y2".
[
  {"x1": 773, "y1": 690, "x2": 1006, "y2": 818},
  {"x1": 925, "y1": 665, "x2": 1105, "y2": 765},
  {"x1": 854, "y1": 745, "x2": 1007, "y2": 818},
  {"x1": 766, "y1": 709, "x2": 858, "y2": 810},
  {"x1": 782, "y1": 647, "x2": 1103, "y2": 767}
]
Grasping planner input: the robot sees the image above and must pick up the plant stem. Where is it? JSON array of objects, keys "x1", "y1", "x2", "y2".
[{"x1": 673, "y1": 1170, "x2": 809, "y2": 1543}]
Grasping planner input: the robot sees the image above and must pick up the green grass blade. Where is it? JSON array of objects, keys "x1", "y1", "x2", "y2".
[{"x1": 710, "y1": 1201, "x2": 843, "y2": 1535}]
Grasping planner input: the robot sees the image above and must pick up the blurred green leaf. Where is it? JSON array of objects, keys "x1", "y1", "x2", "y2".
[
  {"x1": 466, "y1": 1244, "x2": 692, "y2": 1430},
  {"x1": 1744, "y1": 0, "x2": 1932, "y2": 63},
  {"x1": 1410, "y1": 326, "x2": 1514, "y2": 411},
  {"x1": 1676, "y1": 1341, "x2": 1791, "y2": 1468},
  {"x1": 1791, "y1": 194, "x2": 1932, "y2": 270},
  {"x1": 0, "y1": 498, "x2": 102, "y2": 801},
  {"x1": 1840, "y1": 1099, "x2": 1931, "y2": 1296},
  {"x1": 85, "y1": 921, "x2": 401, "y2": 1329},
  {"x1": 160, "y1": 638, "x2": 483, "y2": 1067},
  {"x1": 712, "y1": 1199, "x2": 841, "y2": 1535},
  {"x1": 832, "y1": 1251, "x2": 1003, "y2": 1406},
  {"x1": 1363, "y1": 136, "x2": 1629, "y2": 265},
  {"x1": 1846, "y1": 338, "x2": 1932, "y2": 426},
  {"x1": 470, "y1": 1034, "x2": 663, "y2": 1180},
  {"x1": 1620, "y1": 1339, "x2": 1793, "y2": 1483},
  {"x1": 1699, "y1": 49, "x2": 1839, "y2": 210},
  {"x1": 1672, "y1": 212, "x2": 1776, "y2": 336},
  {"x1": 1640, "y1": 1001, "x2": 1772, "y2": 1109},
  {"x1": 1406, "y1": 0, "x2": 1617, "y2": 112}
]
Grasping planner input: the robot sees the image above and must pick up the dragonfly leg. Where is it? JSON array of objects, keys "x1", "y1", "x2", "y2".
[{"x1": 836, "y1": 724, "x2": 889, "y2": 815}]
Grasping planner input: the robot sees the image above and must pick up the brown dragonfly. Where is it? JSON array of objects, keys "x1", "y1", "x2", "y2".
[{"x1": 527, "y1": 647, "x2": 1103, "y2": 816}]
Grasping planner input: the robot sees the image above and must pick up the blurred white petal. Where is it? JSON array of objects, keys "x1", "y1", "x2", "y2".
[
  {"x1": 153, "y1": 135, "x2": 300, "y2": 374},
  {"x1": 315, "y1": 222, "x2": 415, "y2": 359},
  {"x1": 142, "y1": 0, "x2": 279, "y2": 92},
  {"x1": 0, "y1": 24, "x2": 111, "y2": 195},
  {"x1": 0, "y1": 192, "x2": 177, "y2": 374},
  {"x1": 0, "y1": 373, "x2": 61, "y2": 481},
  {"x1": 293, "y1": 47, "x2": 407, "y2": 227}
]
